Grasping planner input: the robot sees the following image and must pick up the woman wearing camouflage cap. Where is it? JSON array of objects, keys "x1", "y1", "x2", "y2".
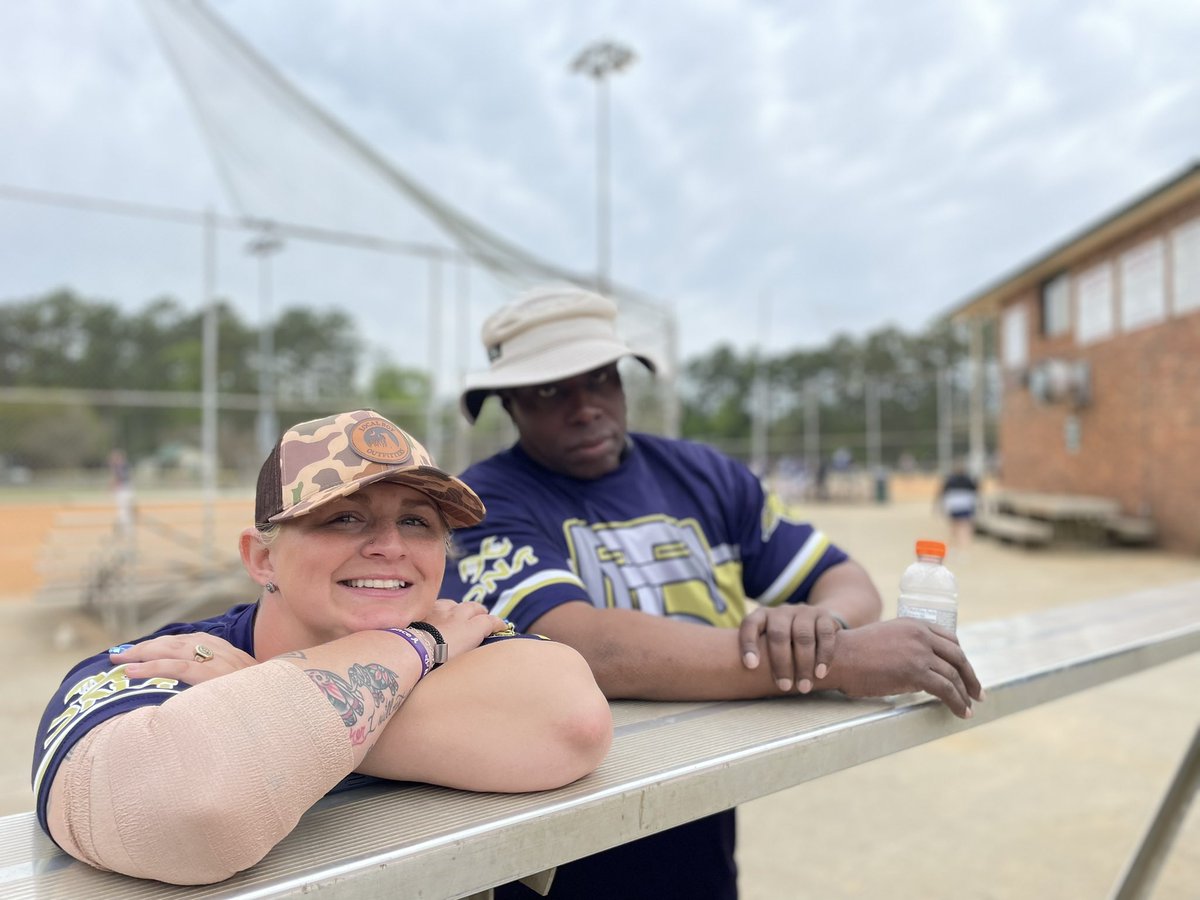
[{"x1": 32, "y1": 409, "x2": 612, "y2": 885}]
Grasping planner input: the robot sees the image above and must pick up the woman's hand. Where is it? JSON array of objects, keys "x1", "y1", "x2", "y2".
[
  {"x1": 418, "y1": 599, "x2": 506, "y2": 662},
  {"x1": 109, "y1": 633, "x2": 257, "y2": 684}
]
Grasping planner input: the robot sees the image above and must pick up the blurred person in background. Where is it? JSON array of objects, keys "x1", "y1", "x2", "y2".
[
  {"x1": 939, "y1": 461, "x2": 980, "y2": 554},
  {"x1": 33, "y1": 409, "x2": 611, "y2": 885},
  {"x1": 107, "y1": 448, "x2": 134, "y2": 532}
]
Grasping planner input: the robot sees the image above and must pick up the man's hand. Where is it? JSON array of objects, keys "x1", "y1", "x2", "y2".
[
  {"x1": 738, "y1": 604, "x2": 845, "y2": 693},
  {"x1": 825, "y1": 618, "x2": 984, "y2": 718}
]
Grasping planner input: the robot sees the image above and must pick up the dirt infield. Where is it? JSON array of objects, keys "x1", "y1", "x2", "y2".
[
  {"x1": 3, "y1": 493, "x2": 1198, "y2": 897},
  {"x1": 735, "y1": 502, "x2": 1200, "y2": 900},
  {"x1": 0, "y1": 495, "x2": 255, "y2": 602},
  {"x1": 0, "y1": 502, "x2": 63, "y2": 601},
  {"x1": 0, "y1": 475, "x2": 945, "y2": 602}
]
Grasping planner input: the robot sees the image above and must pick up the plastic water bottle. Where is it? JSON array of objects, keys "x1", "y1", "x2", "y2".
[{"x1": 897, "y1": 539, "x2": 958, "y2": 633}]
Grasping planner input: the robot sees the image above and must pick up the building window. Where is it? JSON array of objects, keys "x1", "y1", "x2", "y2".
[
  {"x1": 1039, "y1": 273, "x2": 1070, "y2": 337},
  {"x1": 1064, "y1": 415, "x2": 1082, "y2": 455},
  {"x1": 1119, "y1": 238, "x2": 1166, "y2": 332},
  {"x1": 1076, "y1": 261, "x2": 1114, "y2": 345},
  {"x1": 1002, "y1": 304, "x2": 1028, "y2": 369},
  {"x1": 1172, "y1": 216, "x2": 1200, "y2": 314}
]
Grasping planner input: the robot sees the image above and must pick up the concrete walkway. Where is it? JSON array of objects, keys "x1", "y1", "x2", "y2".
[{"x1": 736, "y1": 501, "x2": 1200, "y2": 900}]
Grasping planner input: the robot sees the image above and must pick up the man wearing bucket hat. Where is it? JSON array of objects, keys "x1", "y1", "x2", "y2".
[
  {"x1": 445, "y1": 285, "x2": 983, "y2": 899},
  {"x1": 33, "y1": 409, "x2": 611, "y2": 885}
]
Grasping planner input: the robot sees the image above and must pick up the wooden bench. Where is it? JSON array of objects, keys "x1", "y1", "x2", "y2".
[
  {"x1": 974, "y1": 510, "x2": 1054, "y2": 546},
  {"x1": 1105, "y1": 516, "x2": 1158, "y2": 547},
  {"x1": 4, "y1": 580, "x2": 1197, "y2": 899},
  {"x1": 990, "y1": 490, "x2": 1130, "y2": 546}
]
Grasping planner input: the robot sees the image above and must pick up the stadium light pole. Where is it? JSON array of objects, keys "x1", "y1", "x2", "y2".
[
  {"x1": 571, "y1": 40, "x2": 636, "y2": 296},
  {"x1": 750, "y1": 291, "x2": 772, "y2": 477},
  {"x1": 247, "y1": 229, "x2": 284, "y2": 459},
  {"x1": 202, "y1": 209, "x2": 219, "y2": 565}
]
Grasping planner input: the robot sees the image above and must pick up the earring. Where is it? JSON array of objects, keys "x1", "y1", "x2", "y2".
[{"x1": 265, "y1": 582, "x2": 278, "y2": 594}]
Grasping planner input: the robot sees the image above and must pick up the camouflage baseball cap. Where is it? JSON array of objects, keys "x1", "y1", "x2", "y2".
[{"x1": 254, "y1": 410, "x2": 484, "y2": 529}]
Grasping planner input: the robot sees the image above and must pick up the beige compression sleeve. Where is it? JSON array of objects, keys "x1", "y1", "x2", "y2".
[{"x1": 47, "y1": 659, "x2": 354, "y2": 885}]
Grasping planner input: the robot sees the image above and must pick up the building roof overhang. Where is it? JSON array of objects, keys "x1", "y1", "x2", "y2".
[{"x1": 945, "y1": 161, "x2": 1200, "y2": 323}]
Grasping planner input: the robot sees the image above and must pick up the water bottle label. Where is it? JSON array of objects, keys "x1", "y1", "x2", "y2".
[
  {"x1": 899, "y1": 606, "x2": 938, "y2": 624},
  {"x1": 898, "y1": 605, "x2": 958, "y2": 633}
]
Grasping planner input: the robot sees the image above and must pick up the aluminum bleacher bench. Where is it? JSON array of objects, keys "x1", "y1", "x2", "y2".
[
  {"x1": 4, "y1": 581, "x2": 1198, "y2": 900},
  {"x1": 974, "y1": 510, "x2": 1054, "y2": 546},
  {"x1": 1105, "y1": 516, "x2": 1158, "y2": 547}
]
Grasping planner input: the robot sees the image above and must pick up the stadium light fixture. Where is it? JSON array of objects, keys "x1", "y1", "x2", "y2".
[{"x1": 571, "y1": 40, "x2": 636, "y2": 296}]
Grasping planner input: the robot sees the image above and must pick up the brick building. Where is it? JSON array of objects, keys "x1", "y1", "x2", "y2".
[{"x1": 950, "y1": 162, "x2": 1200, "y2": 552}]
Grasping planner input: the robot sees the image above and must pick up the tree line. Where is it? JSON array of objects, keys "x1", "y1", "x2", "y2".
[
  {"x1": 1, "y1": 289, "x2": 984, "y2": 477},
  {"x1": 0, "y1": 289, "x2": 428, "y2": 475},
  {"x1": 680, "y1": 320, "x2": 989, "y2": 470}
]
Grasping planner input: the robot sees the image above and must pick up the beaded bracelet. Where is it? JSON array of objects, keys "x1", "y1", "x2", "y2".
[
  {"x1": 378, "y1": 627, "x2": 433, "y2": 678},
  {"x1": 408, "y1": 621, "x2": 449, "y2": 668}
]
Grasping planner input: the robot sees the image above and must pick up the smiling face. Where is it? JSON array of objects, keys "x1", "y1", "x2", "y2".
[
  {"x1": 246, "y1": 481, "x2": 448, "y2": 652},
  {"x1": 502, "y1": 363, "x2": 628, "y2": 480}
]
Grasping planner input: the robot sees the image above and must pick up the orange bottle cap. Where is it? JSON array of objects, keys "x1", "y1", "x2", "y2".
[{"x1": 916, "y1": 540, "x2": 946, "y2": 558}]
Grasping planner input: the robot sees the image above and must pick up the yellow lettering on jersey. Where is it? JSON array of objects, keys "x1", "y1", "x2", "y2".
[
  {"x1": 761, "y1": 491, "x2": 787, "y2": 542},
  {"x1": 661, "y1": 561, "x2": 746, "y2": 627},
  {"x1": 653, "y1": 542, "x2": 690, "y2": 561},
  {"x1": 458, "y1": 535, "x2": 539, "y2": 603},
  {"x1": 46, "y1": 666, "x2": 179, "y2": 746},
  {"x1": 564, "y1": 514, "x2": 748, "y2": 626},
  {"x1": 597, "y1": 546, "x2": 626, "y2": 564}
]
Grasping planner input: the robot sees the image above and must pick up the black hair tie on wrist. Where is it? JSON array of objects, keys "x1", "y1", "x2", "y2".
[{"x1": 408, "y1": 621, "x2": 448, "y2": 667}]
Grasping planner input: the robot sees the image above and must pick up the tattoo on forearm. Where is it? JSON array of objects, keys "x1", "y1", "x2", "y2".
[
  {"x1": 276, "y1": 650, "x2": 308, "y2": 660},
  {"x1": 306, "y1": 662, "x2": 405, "y2": 746}
]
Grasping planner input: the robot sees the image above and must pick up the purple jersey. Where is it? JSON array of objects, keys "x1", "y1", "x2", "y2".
[{"x1": 442, "y1": 433, "x2": 849, "y2": 632}]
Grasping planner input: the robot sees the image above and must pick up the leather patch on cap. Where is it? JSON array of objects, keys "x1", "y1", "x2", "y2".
[{"x1": 349, "y1": 417, "x2": 415, "y2": 465}]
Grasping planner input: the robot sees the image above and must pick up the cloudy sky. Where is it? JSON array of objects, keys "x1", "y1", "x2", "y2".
[{"x1": 2, "y1": 0, "x2": 1198, "y2": 383}]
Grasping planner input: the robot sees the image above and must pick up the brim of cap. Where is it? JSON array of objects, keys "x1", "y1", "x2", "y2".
[
  {"x1": 460, "y1": 341, "x2": 658, "y2": 423},
  {"x1": 268, "y1": 466, "x2": 485, "y2": 529}
]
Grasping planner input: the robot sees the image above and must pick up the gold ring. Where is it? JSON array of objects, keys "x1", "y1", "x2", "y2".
[{"x1": 193, "y1": 643, "x2": 214, "y2": 663}]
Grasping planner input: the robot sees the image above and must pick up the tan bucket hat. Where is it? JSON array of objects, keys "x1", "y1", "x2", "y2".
[
  {"x1": 460, "y1": 284, "x2": 658, "y2": 423},
  {"x1": 254, "y1": 409, "x2": 485, "y2": 529}
]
